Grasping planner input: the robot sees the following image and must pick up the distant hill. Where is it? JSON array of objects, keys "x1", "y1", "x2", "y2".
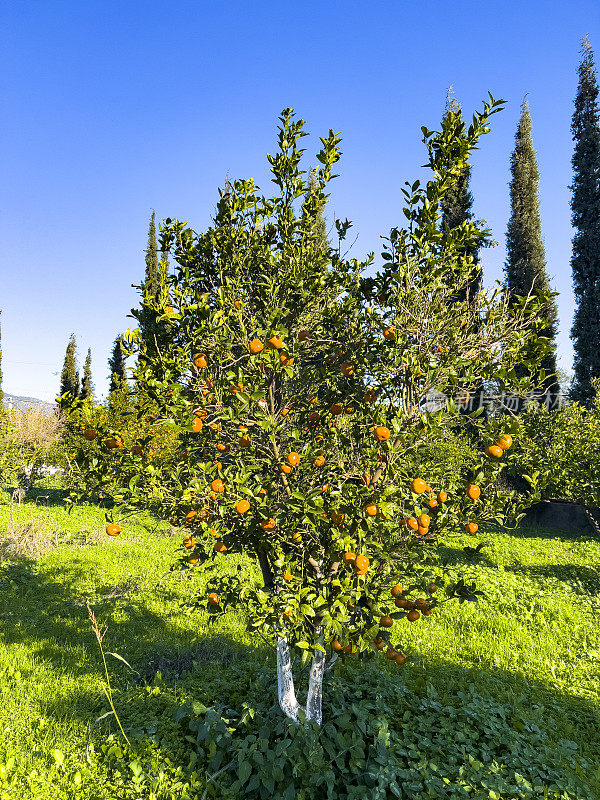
[{"x1": 3, "y1": 393, "x2": 57, "y2": 415}]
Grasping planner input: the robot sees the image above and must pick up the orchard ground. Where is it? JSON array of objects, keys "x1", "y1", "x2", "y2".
[{"x1": 0, "y1": 487, "x2": 598, "y2": 799}]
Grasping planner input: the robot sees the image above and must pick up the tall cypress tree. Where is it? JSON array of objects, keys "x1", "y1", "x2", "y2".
[
  {"x1": 108, "y1": 335, "x2": 127, "y2": 394},
  {"x1": 137, "y1": 212, "x2": 161, "y2": 353},
  {"x1": 570, "y1": 38, "x2": 600, "y2": 402},
  {"x1": 59, "y1": 334, "x2": 80, "y2": 402},
  {"x1": 80, "y1": 347, "x2": 94, "y2": 401},
  {"x1": 505, "y1": 100, "x2": 559, "y2": 407}
]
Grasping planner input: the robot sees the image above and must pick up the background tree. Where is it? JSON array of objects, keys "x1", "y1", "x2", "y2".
[
  {"x1": 59, "y1": 334, "x2": 79, "y2": 404},
  {"x1": 80, "y1": 347, "x2": 94, "y2": 401},
  {"x1": 570, "y1": 37, "x2": 600, "y2": 402},
  {"x1": 504, "y1": 100, "x2": 559, "y2": 408},
  {"x1": 108, "y1": 335, "x2": 126, "y2": 394}
]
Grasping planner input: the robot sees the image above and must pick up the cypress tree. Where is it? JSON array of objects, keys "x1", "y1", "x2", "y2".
[
  {"x1": 108, "y1": 335, "x2": 127, "y2": 394},
  {"x1": 570, "y1": 37, "x2": 600, "y2": 402},
  {"x1": 80, "y1": 348, "x2": 94, "y2": 401},
  {"x1": 505, "y1": 100, "x2": 559, "y2": 408},
  {"x1": 59, "y1": 334, "x2": 80, "y2": 402},
  {"x1": 137, "y1": 211, "x2": 162, "y2": 353}
]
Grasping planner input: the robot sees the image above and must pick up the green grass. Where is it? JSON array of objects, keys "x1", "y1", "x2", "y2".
[{"x1": 0, "y1": 493, "x2": 599, "y2": 798}]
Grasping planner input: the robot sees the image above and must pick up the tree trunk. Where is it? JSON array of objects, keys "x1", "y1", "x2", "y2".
[
  {"x1": 276, "y1": 637, "x2": 301, "y2": 722},
  {"x1": 305, "y1": 638, "x2": 326, "y2": 724}
]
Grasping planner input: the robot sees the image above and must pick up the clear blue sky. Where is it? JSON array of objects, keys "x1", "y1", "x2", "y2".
[{"x1": 2, "y1": 0, "x2": 599, "y2": 402}]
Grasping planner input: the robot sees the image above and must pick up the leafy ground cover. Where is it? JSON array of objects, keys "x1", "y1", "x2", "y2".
[{"x1": 0, "y1": 493, "x2": 598, "y2": 798}]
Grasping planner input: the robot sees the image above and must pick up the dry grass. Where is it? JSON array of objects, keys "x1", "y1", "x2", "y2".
[{"x1": 0, "y1": 514, "x2": 60, "y2": 559}]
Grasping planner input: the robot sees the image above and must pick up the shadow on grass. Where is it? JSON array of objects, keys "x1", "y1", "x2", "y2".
[
  {"x1": 505, "y1": 562, "x2": 600, "y2": 595},
  {"x1": 0, "y1": 553, "x2": 599, "y2": 797}
]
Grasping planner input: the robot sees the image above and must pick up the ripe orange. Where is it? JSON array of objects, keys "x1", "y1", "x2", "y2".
[
  {"x1": 497, "y1": 433, "x2": 513, "y2": 450},
  {"x1": 249, "y1": 339, "x2": 264, "y2": 354},
  {"x1": 281, "y1": 407, "x2": 292, "y2": 417},
  {"x1": 105, "y1": 437, "x2": 123, "y2": 449},
  {"x1": 386, "y1": 648, "x2": 398, "y2": 660},
  {"x1": 407, "y1": 517, "x2": 419, "y2": 531},
  {"x1": 406, "y1": 610, "x2": 420, "y2": 622},
  {"x1": 362, "y1": 472, "x2": 371, "y2": 486},
  {"x1": 332, "y1": 639, "x2": 344, "y2": 652},
  {"x1": 437, "y1": 491, "x2": 448, "y2": 503},
  {"x1": 183, "y1": 537, "x2": 195, "y2": 549},
  {"x1": 283, "y1": 569, "x2": 292, "y2": 581},
  {"x1": 188, "y1": 555, "x2": 199, "y2": 565},
  {"x1": 308, "y1": 411, "x2": 320, "y2": 424},
  {"x1": 343, "y1": 552, "x2": 356, "y2": 565},
  {"x1": 391, "y1": 584, "x2": 402, "y2": 597},
  {"x1": 258, "y1": 487, "x2": 267, "y2": 496},
  {"x1": 298, "y1": 330, "x2": 310, "y2": 342},
  {"x1": 466, "y1": 484, "x2": 481, "y2": 500},
  {"x1": 261, "y1": 518, "x2": 276, "y2": 531},
  {"x1": 379, "y1": 616, "x2": 394, "y2": 628},
  {"x1": 374, "y1": 426, "x2": 390, "y2": 442},
  {"x1": 421, "y1": 607, "x2": 432, "y2": 616},
  {"x1": 330, "y1": 403, "x2": 343, "y2": 415},
  {"x1": 131, "y1": 445, "x2": 143, "y2": 456},
  {"x1": 280, "y1": 463, "x2": 293, "y2": 474},
  {"x1": 465, "y1": 522, "x2": 478, "y2": 534},
  {"x1": 411, "y1": 478, "x2": 427, "y2": 494},
  {"x1": 214, "y1": 540, "x2": 227, "y2": 553},
  {"x1": 287, "y1": 452, "x2": 301, "y2": 467},
  {"x1": 106, "y1": 523, "x2": 121, "y2": 536},
  {"x1": 395, "y1": 597, "x2": 414, "y2": 609},
  {"x1": 340, "y1": 361, "x2": 355, "y2": 377},
  {"x1": 234, "y1": 299, "x2": 242, "y2": 309},
  {"x1": 486, "y1": 444, "x2": 503, "y2": 458},
  {"x1": 417, "y1": 526, "x2": 428, "y2": 536},
  {"x1": 428, "y1": 583, "x2": 437, "y2": 594},
  {"x1": 267, "y1": 335, "x2": 283, "y2": 350},
  {"x1": 330, "y1": 511, "x2": 345, "y2": 526},
  {"x1": 83, "y1": 428, "x2": 97, "y2": 441},
  {"x1": 414, "y1": 598, "x2": 429, "y2": 610},
  {"x1": 428, "y1": 499, "x2": 438, "y2": 508},
  {"x1": 209, "y1": 529, "x2": 221, "y2": 538},
  {"x1": 314, "y1": 455, "x2": 325, "y2": 468},
  {"x1": 354, "y1": 555, "x2": 369, "y2": 573},
  {"x1": 193, "y1": 353, "x2": 208, "y2": 369},
  {"x1": 207, "y1": 592, "x2": 220, "y2": 606},
  {"x1": 383, "y1": 326, "x2": 396, "y2": 341},
  {"x1": 192, "y1": 417, "x2": 203, "y2": 433},
  {"x1": 363, "y1": 389, "x2": 377, "y2": 404},
  {"x1": 216, "y1": 443, "x2": 229, "y2": 453},
  {"x1": 211, "y1": 479, "x2": 225, "y2": 494},
  {"x1": 238, "y1": 435, "x2": 251, "y2": 449},
  {"x1": 365, "y1": 503, "x2": 378, "y2": 517},
  {"x1": 343, "y1": 643, "x2": 353, "y2": 654},
  {"x1": 374, "y1": 637, "x2": 386, "y2": 650},
  {"x1": 236, "y1": 499, "x2": 250, "y2": 514},
  {"x1": 418, "y1": 513, "x2": 430, "y2": 528},
  {"x1": 321, "y1": 484, "x2": 329, "y2": 493},
  {"x1": 279, "y1": 351, "x2": 294, "y2": 365}
]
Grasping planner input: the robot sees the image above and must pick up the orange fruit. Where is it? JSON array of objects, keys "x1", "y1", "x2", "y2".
[
  {"x1": 411, "y1": 478, "x2": 427, "y2": 494},
  {"x1": 281, "y1": 407, "x2": 292, "y2": 417},
  {"x1": 330, "y1": 511, "x2": 345, "y2": 526},
  {"x1": 211, "y1": 479, "x2": 225, "y2": 493},
  {"x1": 421, "y1": 607, "x2": 432, "y2": 616},
  {"x1": 239, "y1": 435, "x2": 251, "y2": 448},
  {"x1": 383, "y1": 326, "x2": 396, "y2": 341},
  {"x1": 332, "y1": 639, "x2": 344, "y2": 652},
  {"x1": 193, "y1": 353, "x2": 208, "y2": 369},
  {"x1": 406, "y1": 610, "x2": 420, "y2": 622},
  {"x1": 386, "y1": 648, "x2": 398, "y2": 660},
  {"x1": 185, "y1": 510, "x2": 198, "y2": 524},
  {"x1": 249, "y1": 339, "x2": 264, "y2": 354},
  {"x1": 466, "y1": 522, "x2": 478, "y2": 534},
  {"x1": 395, "y1": 652, "x2": 407, "y2": 665},
  {"x1": 188, "y1": 555, "x2": 199, "y2": 565},
  {"x1": 407, "y1": 517, "x2": 419, "y2": 531},
  {"x1": 209, "y1": 529, "x2": 221, "y2": 538},
  {"x1": 330, "y1": 403, "x2": 343, "y2": 415},
  {"x1": 234, "y1": 299, "x2": 242, "y2": 309},
  {"x1": 258, "y1": 487, "x2": 267, "y2": 496},
  {"x1": 298, "y1": 330, "x2": 310, "y2": 342},
  {"x1": 379, "y1": 616, "x2": 394, "y2": 628},
  {"x1": 417, "y1": 526, "x2": 428, "y2": 536},
  {"x1": 280, "y1": 463, "x2": 293, "y2": 474},
  {"x1": 340, "y1": 361, "x2": 355, "y2": 377},
  {"x1": 267, "y1": 335, "x2": 283, "y2": 349},
  {"x1": 83, "y1": 428, "x2": 97, "y2": 441},
  {"x1": 486, "y1": 444, "x2": 503, "y2": 458},
  {"x1": 428, "y1": 499, "x2": 438, "y2": 508},
  {"x1": 279, "y1": 351, "x2": 294, "y2": 365},
  {"x1": 105, "y1": 437, "x2": 123, "y2": 449},
  {"x1": 216, "y1": 443, "x2": 229, "y2": 453},
  {"x1": 418, "y1": 513, "x2": 430, "y2": 528},
  {"x1": 214, "y1": 540, "x2": 227, "y2": 553},
  {"x1": 314, "y1": 455, "x2": 325, "y2": 468},
  {"x1": 391, "y1": 584, "x2": 402, "y2": 597},
  {"x1": 343, "y1": 643, "x2": 354, "y2": 654},
  {"x1": 395, "y1": 597, "x2": 414, "y2": 609},
  {"x1": 211, "y1": 421, "x2": 222, "y2": 432},
  {"x1": 437, "y1": 491, "x2": 447, "y2": 503},
  {"x1": 236, "y1": 499, "x2": 250, "y2": 514},
  {"x1": 363, "y1": 389, "x2": 377, "y2": 404},
  {"x1": 321, "y1": 484, "x2": 329, "y2": 493},
  {"x1": 308, "y1": 411, "x2": 320, "y2": 424},
  {"x1": 497, "y1": 433, "x2": 513, "y2": 450},
  {"x1": 374, "y1": 637, "x2": 386, "y2": 651},
  {"x1": 207, "y1": 592, "x2": 220, "y2": 605},
  {"x1": 106, "y1": 523, "x2": 121, "y2": 536},
  {"x1": 343, "y1": 552, "x2": 356, "y2": 565},
  {"x1": 261, "y1": 518, "x2": 276, "y2": 531},
  {"x1": 365, "y1": 503, "x2": 378, "y2": 517},
  {"x1": 362, "y1": 472, "x2": 371, "y2": 486},
  {"x1": 287, "y1": 452, "x2": 301, "y2": 467},
  {"x1": 374, "y1": 426, "x2": 390, "y2": 442},
  {"x1": 192, "y1": 417, "x2": 203, "y2": 433},
  {"x1": 131, "y1": 445, "x2": 143, "y2": 456},
  {"x1": 354, "y1": 555, "x2": 369, "y2": 572},
  {"x1": 414, "y1": 598, "x2": 429, "y2": 610},
  {"x1": 183, "y1": 537, "x2": 195, "y2": 549},
  {"x1": 283, "y1": 569, "x2": 292, "y2": 581},
  {"x1": 283, "y1": 609, "x2": 292, "y2": 621},
  {"x1": 466, "y1": 484, "x2": 481, "y2": 500}
]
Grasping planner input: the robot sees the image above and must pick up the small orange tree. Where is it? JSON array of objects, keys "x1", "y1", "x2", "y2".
[{"x1": 70, "y1": 103, "x2": 551, "y2": 724}]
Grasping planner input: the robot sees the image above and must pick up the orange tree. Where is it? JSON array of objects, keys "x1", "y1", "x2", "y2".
[{"x1": 68, "y1": 103, "x2": 552, "y2": 725}]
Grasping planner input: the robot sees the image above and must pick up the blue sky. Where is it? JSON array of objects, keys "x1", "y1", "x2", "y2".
[{"x1": 2, "y1": 0, "x2": 599, "y2": 402}]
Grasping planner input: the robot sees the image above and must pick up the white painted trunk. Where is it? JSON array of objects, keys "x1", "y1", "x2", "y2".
[
  {"x1": 305, "y1": 640, "x2": 325, "y2": 725},
  {"x1": 277, "y1": 633, "x2": 337, "y2": 726}
]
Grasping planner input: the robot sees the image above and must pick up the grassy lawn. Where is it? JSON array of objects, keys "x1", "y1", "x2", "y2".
[{"x1": 0, "y1": 491, "x2": 599, "y2": 798}]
